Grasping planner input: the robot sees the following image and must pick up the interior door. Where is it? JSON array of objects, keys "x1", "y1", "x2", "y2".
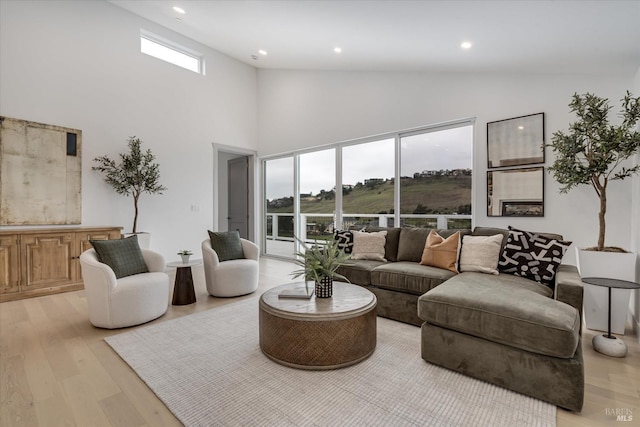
[{"x1": 228, "y1": 156, "x2": 249, "y2": 239}]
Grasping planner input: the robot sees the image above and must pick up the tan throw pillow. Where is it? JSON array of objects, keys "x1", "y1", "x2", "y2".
[
  {"x1": 351, "y1": 230, "x2": 387, "y2": 261},
  {"x1": 420, "y1": 230, "x2": 460, "y2": 273},
  {"x1": 459, "y1": 234, "x2": 503, "y2": 275}
]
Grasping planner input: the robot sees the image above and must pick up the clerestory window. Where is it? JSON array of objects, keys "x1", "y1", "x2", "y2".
[{"x1": 140, "y1": 30, "x2": 204, "y2": 74}]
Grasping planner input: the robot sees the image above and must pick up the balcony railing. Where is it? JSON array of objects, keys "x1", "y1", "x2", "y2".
[{"x1": 266, "y1": 212, "x2": 472, "y2": 244}]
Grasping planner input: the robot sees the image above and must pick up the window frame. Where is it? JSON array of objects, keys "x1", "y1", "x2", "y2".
[
  {"x1": 140, "y1": 29, "x2": 205, "y2": 75},
  {"x1": 261, "y1": 118, "x2": 475, "y2": 258}
]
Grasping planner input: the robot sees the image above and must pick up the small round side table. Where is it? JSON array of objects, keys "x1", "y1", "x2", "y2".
[
  {"x1": 167, "y1": 260, "x2": 202, "y2": 305},
  {"x1": 582, "y1": 276, "x2": 640, "y2": 358}
]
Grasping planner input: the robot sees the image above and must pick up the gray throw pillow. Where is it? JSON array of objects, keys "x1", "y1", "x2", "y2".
[
  {"x1": 208, "y1": 230, "x2": 245, "y2": 261},
  {"x1": 90, "y1": 235, "x2": 149, "y2": 279}
]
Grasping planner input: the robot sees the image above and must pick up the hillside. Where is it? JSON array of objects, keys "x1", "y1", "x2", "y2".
[{"x1": 267, "y1": 175, "x2": 471, "y2": 214}]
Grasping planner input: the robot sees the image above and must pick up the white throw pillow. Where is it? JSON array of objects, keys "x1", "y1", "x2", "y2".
[
  {"x1": 459, "y1": 234, "x2": 503, "y2": 275},
  {"x1": 351, "y1": 230, "x2": 387, "y2": 261}
]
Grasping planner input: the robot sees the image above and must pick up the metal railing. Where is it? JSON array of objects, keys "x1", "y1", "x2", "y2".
[{"x1": 265, "y1": 212, "x2": 472, "y2": 243}]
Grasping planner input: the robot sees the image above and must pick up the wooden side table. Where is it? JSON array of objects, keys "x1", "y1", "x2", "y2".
[
  {"x1": 167, "y1": 260, "x2": 201, "y2": 305},
  {"x1": 582, "y1": 276, "x2": 640, "y2": 357}
]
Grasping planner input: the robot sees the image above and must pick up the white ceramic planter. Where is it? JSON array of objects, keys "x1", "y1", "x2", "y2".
[{"x1": 576, "y1": 248, "x2": 636, "y2": 335}]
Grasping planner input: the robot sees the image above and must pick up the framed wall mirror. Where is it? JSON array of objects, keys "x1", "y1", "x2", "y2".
[
  {"x1": 487, "y1": 167, "x2": 544, "y2": 217},
  {"x1": 487, "y1": 113, "x2": 544, "y2": 168}
]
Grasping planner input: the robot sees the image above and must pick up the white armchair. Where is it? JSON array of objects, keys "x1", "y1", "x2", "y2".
[
  {"x1": 79, "y1": 248, "x2": 170, "y2": 329},
  {"x1": 201, "y1": 238, "x2": 259, "y2": 297}
]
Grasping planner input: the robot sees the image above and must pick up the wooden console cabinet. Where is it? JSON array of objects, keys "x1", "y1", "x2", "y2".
[{"x1": 0, "y1": 226, "x2": 122, "y2": 302}]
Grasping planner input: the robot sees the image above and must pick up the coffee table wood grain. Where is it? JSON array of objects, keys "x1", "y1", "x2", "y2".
[{"x1": 259, "y1": 282, "x2": 377, "y2": 370}]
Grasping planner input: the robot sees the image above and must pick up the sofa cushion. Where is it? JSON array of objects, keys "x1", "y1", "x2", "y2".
[
  {"x1": 352, "y1": 230, "x2": 387, "y2": 261},
  {"x1": 418, "y1": 272, "x2": 579, "y2": 358},
  {"x1": 334, "y1": 230, "x2": 354, "y2": 254},
  {"x1": 459, "y1": 234, "x2": 503, "y2": 275},
  {"x1": 371, "y1": 262, "x2": 456, "y2": 295},
  {"x1": 363, "y1": 226, "x2": 401, "y2": 262},
  {"x1": 397, "y1": 227, "x2": 430, "y2": 262},
  {"x1": 336, "y1": 260, "x2": 385, "y2": 286},
  {"x1": 90, "y1": 235, "x2": 148, "y2": 279},
  {"x1": 498, "y1": 227, "x2": 571, "y2": 288},
  {"x1": 420, "y1": 230, "x2": 461, "y2": 273},
  {"x1": 208, "y1": 230, "x2": 245, "y2": 261},
  {"x1": 398, "y1": 228, "x2": 470, "y2": 262},
  {"x1": 473, "y1": 226, "x2": 565, "y2": 255},
  {"x1": 472, "y1": 227, "x2": 509, "y2": 252}
]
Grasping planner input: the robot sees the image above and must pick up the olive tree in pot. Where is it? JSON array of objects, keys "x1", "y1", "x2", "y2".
[
  {"x1": 547, "y1": 91, "x2": 640, "y2": 334},
  {"x1": 92, "y1": 136, "x2": 167, "y2": 248}
]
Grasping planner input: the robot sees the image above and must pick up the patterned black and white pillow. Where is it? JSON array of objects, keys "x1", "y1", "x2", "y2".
[
  {"x1": 334, "y1": 230, "x2": 354, "y2": 254},
  {"x1": 498, "y1": 226, "x2": 571, "y2": 288}
]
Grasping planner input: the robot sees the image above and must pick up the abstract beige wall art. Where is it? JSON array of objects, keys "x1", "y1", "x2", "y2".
[{"x1": 0, "y1": 116, "x2": 82, "y2": 225}]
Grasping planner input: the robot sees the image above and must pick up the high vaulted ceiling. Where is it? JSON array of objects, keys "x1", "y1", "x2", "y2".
[{"x1": 109, "y1": 0, "x2": 640, "y2": 75}]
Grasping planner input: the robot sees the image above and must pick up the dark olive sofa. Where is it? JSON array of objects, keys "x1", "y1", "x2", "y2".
[
  {"x1": 336, "y1": 226, "x2": 470, "y2": 326},
  {"x1": 337, "y1": 226, "x2": 584, "y2": 411}
]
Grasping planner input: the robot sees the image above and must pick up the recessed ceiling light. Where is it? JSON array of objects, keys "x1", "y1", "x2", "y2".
[
  {"x1": 173, "y1": 6, "x2": 186, "y2": 14},
  {"x1": 518, "y1": 126, "x2": 524, "y2": 130},
  {"x1": 460, "y1": 41, "x2": 472, "y2": 49},
  {"x1": 259, "y1": 49, "x2": 268, "y2": 56},
  {"x1": 334, "y1": 47, "x2": 342, "y2": 54}
]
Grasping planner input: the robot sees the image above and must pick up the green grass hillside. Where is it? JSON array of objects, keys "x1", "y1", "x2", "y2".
[{"x1": 268, "y1": 175, "x2": 471, "y2": 214}]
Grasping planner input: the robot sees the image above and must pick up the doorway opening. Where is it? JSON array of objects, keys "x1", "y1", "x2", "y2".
[{"x1": 212, "y1": 144, "x2": 257, "y2": 242}]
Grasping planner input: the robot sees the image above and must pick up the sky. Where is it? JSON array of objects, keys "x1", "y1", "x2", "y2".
[{"x1": 265, "y1": 125, "x2": 473, "y2": 200}]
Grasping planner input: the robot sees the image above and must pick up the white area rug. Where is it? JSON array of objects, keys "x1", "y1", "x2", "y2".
[{"x1": 105, "y1": 299, "x2": 555, "y2": 427}]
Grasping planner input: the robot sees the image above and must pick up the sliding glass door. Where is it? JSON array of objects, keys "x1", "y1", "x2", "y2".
[
  {"x1": 264, "y1": 157, "x2": 295, "y2": 257},
  {"x1": 399, "y1": 125, "x2": 473, "y2": 229},
  {"x1": 342, "y1": 139, "x2": 395, "y2": 229},
  {"x1": 299, "y1": 149, "x2": 336, "y2": 243}
]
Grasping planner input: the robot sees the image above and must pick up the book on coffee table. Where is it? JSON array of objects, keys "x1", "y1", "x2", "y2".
[{"x1": 278, "y1": 286, "x2": 314, "y2": 299}]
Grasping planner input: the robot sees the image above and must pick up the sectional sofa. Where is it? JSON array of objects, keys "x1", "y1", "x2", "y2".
[{"x1": 336, "y1": 226, "x2": 584, "y2": 412}]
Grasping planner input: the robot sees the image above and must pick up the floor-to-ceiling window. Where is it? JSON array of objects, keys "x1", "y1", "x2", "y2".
[
  {"x1": 400, "y1": 125, "x2": 473, "y2": 229},
  {"x1": 342, "y1": 139, "x2": 395, "y2": 228},
  {"x1": 264, "y1": 156, "x2": 295, "y2": 257},
  {"x1": 300, "y1": 149, "x2": 336, "y2": 242},
  {"x1": 263, "y1": 119, "x2": 473, "y2": 258}
]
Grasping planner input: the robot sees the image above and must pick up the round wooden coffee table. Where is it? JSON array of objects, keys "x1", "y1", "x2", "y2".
[{"x1": 259, "y1": 281, "x2": 377, "y2": 370}]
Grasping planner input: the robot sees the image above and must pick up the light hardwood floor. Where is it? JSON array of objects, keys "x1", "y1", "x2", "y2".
[{"x1": 1, "y1": 257, "x2": 638, "y2": 426}]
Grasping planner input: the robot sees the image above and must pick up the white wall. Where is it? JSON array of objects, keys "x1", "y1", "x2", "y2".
[
  {"x1": 258, "y1": 70, "x2": 635, "y2": 265},
  {"x1": 631, "y1": 66, "x2": 640, "y2": 340},
  {"x1": 0, "y1": 0, "x2": 258, "y2": 259}
]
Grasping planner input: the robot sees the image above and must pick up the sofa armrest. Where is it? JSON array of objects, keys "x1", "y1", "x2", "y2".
[{"x1": 555, "y1": 264, "x2": 583, "y2": 319}]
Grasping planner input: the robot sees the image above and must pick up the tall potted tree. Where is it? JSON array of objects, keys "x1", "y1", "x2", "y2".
[
  {"x1": 92, "y1": 136, "x2": 167, "y2": 248},
  {"x1": 547, "y1": 91, "x2": 640, "y2": 333}
]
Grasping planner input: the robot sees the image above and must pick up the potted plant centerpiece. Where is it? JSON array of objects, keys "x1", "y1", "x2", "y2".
[
  {"x1": 547, "y1": 91, "x2": 640, "y2": 333},
  {"x1": 93, "y1": 136, "x2": 167, "y2": 248},
  {"x1": 291, "y1": 237, "x2": 351, "y2": 298}
]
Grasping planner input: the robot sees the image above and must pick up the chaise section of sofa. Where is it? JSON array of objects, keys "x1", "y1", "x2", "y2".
[
  {"x1": 337, "y1": 224, "x2": 584, "y2": 410},
  {"x1": 418, "y1": 262, "x2": 584, "y2": 411}
]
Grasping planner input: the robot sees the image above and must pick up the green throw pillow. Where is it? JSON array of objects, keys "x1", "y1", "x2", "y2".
[
  {"x1": 208, "y1": 230, "x2": 245, "y2": 261},
  {"x1": 90, "y1": 235, "x2": 149, "y2": 279}
]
